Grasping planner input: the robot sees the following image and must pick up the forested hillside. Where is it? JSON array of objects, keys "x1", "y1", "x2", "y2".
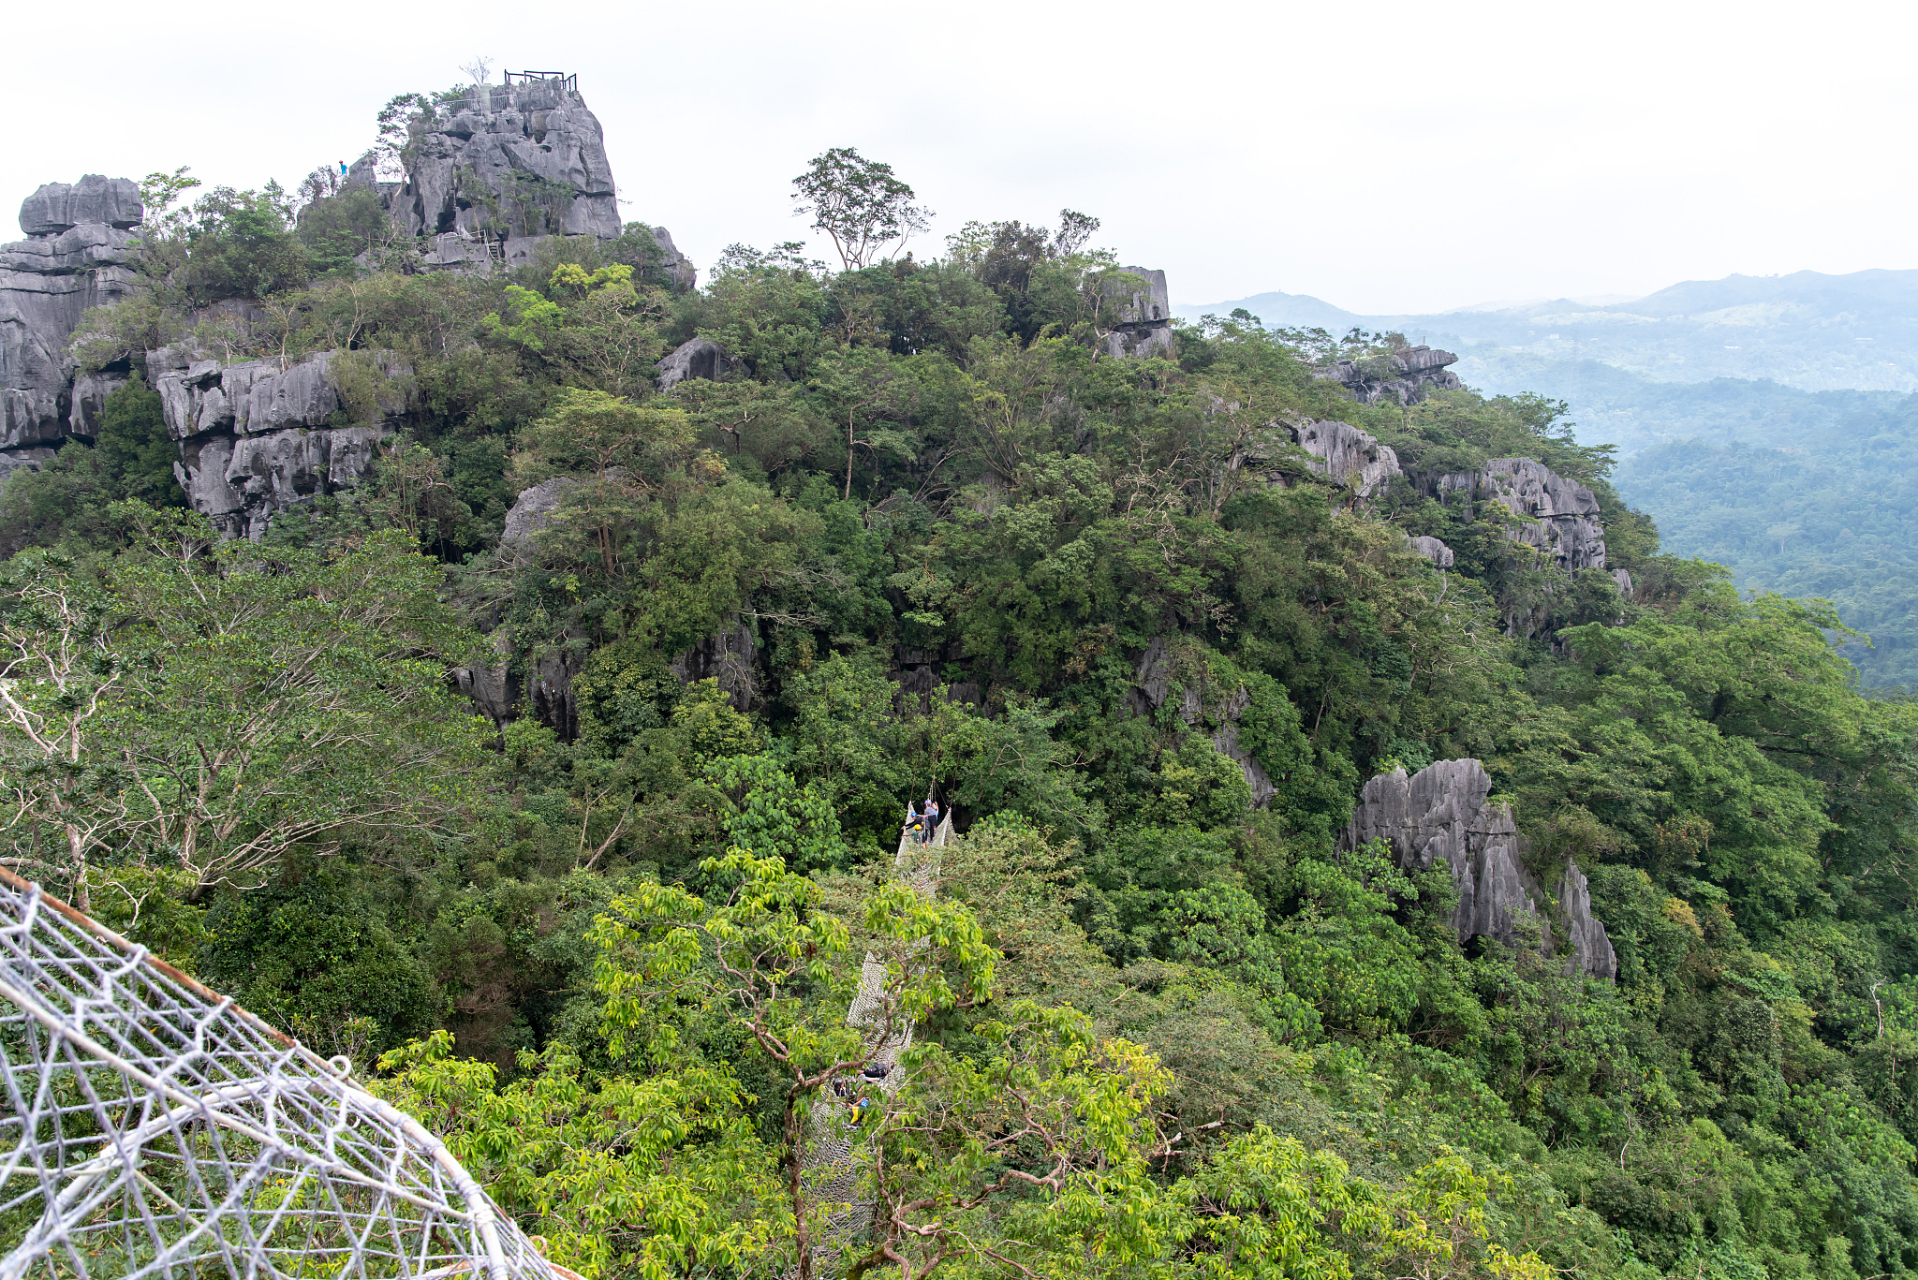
[{"x1": 3, "y1": 82, "x2": 1918, "y2": 1280}]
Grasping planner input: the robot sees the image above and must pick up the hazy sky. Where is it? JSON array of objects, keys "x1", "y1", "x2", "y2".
[{"x1": 6, "y1": 0, "x2": 1912, "y2": 315}]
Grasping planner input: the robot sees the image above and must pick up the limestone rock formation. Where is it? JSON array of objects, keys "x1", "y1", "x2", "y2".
[
  {"x1": 1126, "y1": 635, "x2": 1276, "y2": 805},
  {"x1": 500, "y1": 476, "x2": 579, "y2": 545},
  {"x1": 657, "y1": 337, "x2": 739, "y2": 391},
  {"x1": 1290, "y1": 419, "x2": 1402, "y2": 499},
  {"x1": 1103, "y1": 267, "x2": 1173, "y2": 359},
  {"x1": 390, "y1": 79, "x2": 619, "y2": 247},
  {"x1": 1557, "y1": 860, "x2": 1619, "y2": 980},
  {"x1": 152, "y1": 349, "x2": 411, "y2": 540},
  {"x1": 1611, "y1": 567, "x2": 1634, "y2": 599},
  {"x1": 671, "y1": 616, "x2": 759, "y2": 710},
  {"x1": 1438, "y1": 457, "x2": 1607, "y2": 572},
  {"x1": 1317, "y1": 344, "x2": 1463, "y2": 406},
  {"x1": 453, "y1": 632, "x2": 517, "y2": 728},
  {"x1": 1, "y1": 178, "x2": 143, "y2": 455},
  {"x1": 18, "y1": 177, "x2": 143, "y2": 236},
  {"x1": 1409, "y1": 535, "x2": 1455, "y2": 568},
  {"x1": 648, "y1": 227, "x2": 698, "y2": 292},
  {"x1": 1341, "y1": 759, "x2": 1542, "y2": 946},
  {"x1": 1341, "y1": 758, "x2": 1617, "y2": 977}
]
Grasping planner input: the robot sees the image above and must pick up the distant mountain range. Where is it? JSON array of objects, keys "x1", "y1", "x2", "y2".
[{"x1": 1177, "y1": 269, "x2": 1918, "y2": 407}]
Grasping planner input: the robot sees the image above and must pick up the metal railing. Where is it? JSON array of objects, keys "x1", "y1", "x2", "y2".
[{"x1": 503, "y1": 70, "x2": 577, "y2": 92}]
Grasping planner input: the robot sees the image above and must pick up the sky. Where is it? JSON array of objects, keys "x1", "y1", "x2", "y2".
[{"x1": 6, "y1": 0, "x2": 1914, "y2": 315}]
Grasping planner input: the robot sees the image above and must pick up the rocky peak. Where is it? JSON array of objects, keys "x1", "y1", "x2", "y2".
[
  {"x1": 1317, "y1": 343, "x2": 1464, "y2": 405},
  {"x1": 20, "y1": 177, "x2": 143, "y2": 235},
  {"x1": 1, "y1": 177, "x2": 145, "y2": 453},
  {"x1": 1102, "y1": 267, "x2": 1173, "y2": 359},
  {"x1": 389, "y1": 78, "x2": 620, "y2": 248},
  {"x1": 1290, "y1": 419, "x2": 1401, "y2": 499},
  {"x1": 1340, "y1": 758, "x2": 1617, "y2": 979}
]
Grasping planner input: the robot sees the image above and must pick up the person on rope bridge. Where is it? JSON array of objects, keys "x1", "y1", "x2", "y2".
[
  {"x1": 921, "y1": 797, "x2": 941, "y2": 842},
  {"x1": 902, "y1": 799, "x2": 925, "y2": 845}
]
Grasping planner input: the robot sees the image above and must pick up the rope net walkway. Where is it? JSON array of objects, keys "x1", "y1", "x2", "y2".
[{"x1": 0, "y1": 867, "x2": 569, "y2": 1280}]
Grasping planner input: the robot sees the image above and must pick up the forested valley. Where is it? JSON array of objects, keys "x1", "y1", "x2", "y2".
[{"x1": 4, "y1": 80, "x2": 1918, "y2": 1280}]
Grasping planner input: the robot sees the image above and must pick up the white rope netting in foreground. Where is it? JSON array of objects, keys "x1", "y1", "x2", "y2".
[{"x1": 0, "y1": 867, "x2": 570, "y2": 1279}]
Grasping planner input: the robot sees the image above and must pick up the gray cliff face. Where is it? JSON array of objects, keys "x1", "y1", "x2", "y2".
[
  {"x1": 0, "y1": 178, "x2": 143, "y2": 452},
  {"x1": 152, "y1": 349, "x2": 411, "y2": 540},
  {"x1": 656, "y1": 337, "x2": 740, "y2": 391},
  {"x1": 391, "y1": 80, "x2": 620, "y2": 246},
  {"x1": 1317, "y1": 344, "x2": 1464, "y2": 406},
  {"x1": 1290, "y1": 419, "x2": 1402, "y2": 499},
  {"x1": 671, "y1": 616, "x2": 759, "y2": 711},
  {"x1": 1340, "y1": 758, "x2": 1617, "y2": 978},
  {"x1": 1438, "y1": 457, "x2": 1607, "y2": 572},
  {"x1": 1103, "y1": 267, "x2": 1174, "y2": 360},
  {"x1": 1127, "y1": 635, "x2": 1276, "y2": 806},
  {"x1": 1409, "y1": 535, "x2": 1455, "y2": 568}
]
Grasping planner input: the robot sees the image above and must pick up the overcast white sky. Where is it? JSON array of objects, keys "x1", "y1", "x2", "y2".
[{"x1": 6, "y1": 0, "x2": 1911, "y2": 315}]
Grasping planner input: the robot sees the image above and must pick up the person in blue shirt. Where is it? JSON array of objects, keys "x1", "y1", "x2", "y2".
[{"x1": 922, "y1": 798, "x2": 941, "y2": 841}]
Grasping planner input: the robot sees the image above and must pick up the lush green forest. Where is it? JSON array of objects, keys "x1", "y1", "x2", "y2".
[{"x1": 5, "y1": 131, "x2": 1918, "y2": 1280}]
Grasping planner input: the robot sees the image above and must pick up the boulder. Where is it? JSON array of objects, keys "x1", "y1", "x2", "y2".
[
  {"x1": 649, "y1": 227, "x2": 698, "y2": 292},
  {"x1": 453, "y1": 631, "x2": 517, "y2": 727},
  {"x1": 656, "y1": 337, "x2": 739, "y2": 391},
  {"x1": 1291, "y1": 419, "x2": 1401, "y2": 499},
  {"x1": 0, "y1": 180, "x2": 144, "y2": 449},
  {"x1": 1611, "y1": 567, "x2": 1634, "y2": 599},
  {"x1": 1316, "y1": 344, "x2": 1463, "y2": 406},
  {"x1": 1438, "y1": 457, "x2": 1607, "y2": 573},
  {"x1": 500, "y1": 476, "x2": 579, "y2": 545},
  {"x1": 1409, "y1": 535, "x2": 1455, "y2": 568}
]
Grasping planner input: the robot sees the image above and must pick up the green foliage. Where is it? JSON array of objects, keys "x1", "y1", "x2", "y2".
[{"x1": 20, "y1": 152, "x2": 1918, "y2": 1280}]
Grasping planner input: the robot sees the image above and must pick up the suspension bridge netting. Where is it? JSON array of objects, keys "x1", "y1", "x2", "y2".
[{"x1": 0, "y1": 866, "x2": 572, "y2": 1279}]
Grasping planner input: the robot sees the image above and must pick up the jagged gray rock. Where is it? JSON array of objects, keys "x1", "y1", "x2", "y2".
[
  {"x1": 1317, "y1": 344, "x2": 1463, "y2": 405},
  {"x1": 1557, "y1": 860, "x2": 1619, "y2": 980},
  {"x1": 1290, "y1": 419, "x2": 1402, "y2": 499},
  {"x1": 1438, "y1": 457, "x2": 1607, "y2": 572},
  {"x1": 1341, "y1": 758, "x2": 1618, "y2": 978},
  {"x1": 152, "y1": 349, "x2": 410, "y2": 540},
  {"x1": 672, "y1": 616, "x2": 758, "y2": 710},
  {"x1": 656, "y1": 337, "x2": 739, "y2": 391},
  {"x1": 1612, "y1": 567, "x2": 1634, "y2": 599},
  {"x1": 1102, "y1": 267, "x2": 1173, "y2": 359},
  {"x1": 1, "y1": 178, "x2": 143, "y2": 450},
  {"x1": 454, "y1": 632, "x2": 517, "y2": 728},
  {"x1": 18, "y1": 177, "x2": 142, "y2": 235},
  {"x1": 1341, "y1": 759, "x2": 1538, "y2": 944},
  {"x1": 1409, "y1": 535, "x2": 1455, "y2": 568},
  {"x1": 390, "y1": 79, "x2": 620, "y2": 247},
  {"x1": 500, "y1": 476, "x2": 579, "y2": 545},
  {"x1": 648, "y1": 227, "x2": 698, "y2": 292}
]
